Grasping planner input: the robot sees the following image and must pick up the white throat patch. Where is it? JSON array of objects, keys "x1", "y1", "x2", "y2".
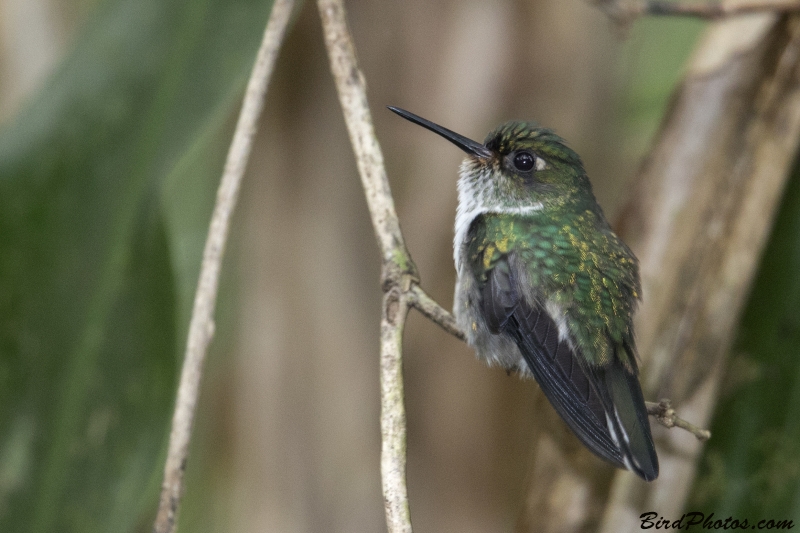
[{"x1": 453, "y1": 162, "x2": 543, "y2": 271}]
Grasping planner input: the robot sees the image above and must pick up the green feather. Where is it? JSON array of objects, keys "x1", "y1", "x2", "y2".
[{"x1": 468, "y1": 209, "x2": 640, "y2": 368}]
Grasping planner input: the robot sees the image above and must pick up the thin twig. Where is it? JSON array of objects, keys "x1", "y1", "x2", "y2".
[
  {"x1": 645, "y1": 0, "x2": 800, "y2": 18},
  {"x1": 646, "y1": 400, "x2": 712, "y2": 441},
  {"x1": 152, "y1": 1, "x2": 295, "y2": 531},
  {"x1": 594, "y1": 0, "x2": 800, "y2": 25},
  {"x1": 407, "y1": 285, "x2": 466, "y2": 342},
  {"x1": 316, "y1": 2, "x2": 414, "y2": 269}
]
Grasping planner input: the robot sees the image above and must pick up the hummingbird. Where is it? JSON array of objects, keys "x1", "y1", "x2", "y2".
[{"x1": 388, "y1": 106, "x2": 658, "y2": 481}]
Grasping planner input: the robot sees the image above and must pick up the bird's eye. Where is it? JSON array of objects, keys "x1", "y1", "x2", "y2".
[{"x1": 513, "y1": 151, "x2": 536, "y2": 172}]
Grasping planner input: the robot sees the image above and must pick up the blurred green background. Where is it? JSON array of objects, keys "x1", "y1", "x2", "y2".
[{"x1": 0, "y1": 0, "x2": 796, "y2": 531}]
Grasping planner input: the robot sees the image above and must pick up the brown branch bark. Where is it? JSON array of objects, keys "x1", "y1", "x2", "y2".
[
  {"x1": 594, "y1": 0, "x2": 800, "y2": 25},
  {"x1": 152, "y1": 1, "x2": 295, "y2": 531}
]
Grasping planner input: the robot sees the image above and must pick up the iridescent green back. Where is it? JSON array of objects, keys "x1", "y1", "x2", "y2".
[{"x1": 466, "y1": 211, "x2": 641, "y2": 369}]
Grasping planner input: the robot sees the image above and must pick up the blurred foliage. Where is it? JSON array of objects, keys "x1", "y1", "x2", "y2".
[
  {"x1": 619, "y1": 17, "x2": 706, "y2": 162},
  {"x1": 0, "y1": 0, "x2": 274, "y2": 531},
  {"x1": 689, "y1": 162, "x2": 800, "y2": 523}
]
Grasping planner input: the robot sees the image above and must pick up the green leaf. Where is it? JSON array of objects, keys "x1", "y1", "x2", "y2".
[{"x1": 0, "y1": 0, "x2": 275, "y2": 531}]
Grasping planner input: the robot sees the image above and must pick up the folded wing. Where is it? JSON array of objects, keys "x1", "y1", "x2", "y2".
[{"x1": 482, "y1": 257, "x2": 658, "y2": 480}]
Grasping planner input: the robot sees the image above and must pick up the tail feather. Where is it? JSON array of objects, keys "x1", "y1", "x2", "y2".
[{"x1": 595, "y1": 362, "x2": 659, "y2": 481}]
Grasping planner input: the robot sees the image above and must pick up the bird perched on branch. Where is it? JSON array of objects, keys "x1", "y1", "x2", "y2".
[{"x1": 389, "y1": 106, "x2": 658, "y2": 481}]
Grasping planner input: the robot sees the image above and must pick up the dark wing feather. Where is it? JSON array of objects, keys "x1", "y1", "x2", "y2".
[
  {"x1": 482, "y1": 257, "x2": 659, "y2": 480},
  {"x1": 482, "y1": 260, "x2": 625, "y2": 468},
  {"x1": 585, "y1": 360, "x2": 659, "y2": 480}
]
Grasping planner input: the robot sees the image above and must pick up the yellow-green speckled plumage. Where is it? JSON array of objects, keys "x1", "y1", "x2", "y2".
[
  {"x1": 388, "y1": 106, "x2": 658, "y2": 481},
  {"x1": 467, "y1": 209, "x2": 641, "y2": 370}
]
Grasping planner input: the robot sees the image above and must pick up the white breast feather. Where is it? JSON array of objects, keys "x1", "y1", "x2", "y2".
[{"x1": 453, "y1": 161, "x2": 543, "y2": 271}]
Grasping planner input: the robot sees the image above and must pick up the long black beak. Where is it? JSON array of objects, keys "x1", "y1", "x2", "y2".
[{"x1": 388, "y1": 106, "x2": 492, "y2": 159}]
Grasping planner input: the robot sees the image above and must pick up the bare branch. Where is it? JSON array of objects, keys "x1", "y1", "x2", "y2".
[
  {"x1": 407, "y1": 285, "x2": 466, "y2": 342},
  {"x1": 649, "y1": 0, "x2": 800, "y2": 18},
  {"x1": 593, "y1": 0, "x2": 800, "y2": 25},
  {"x1": 646, "y1": 400, "x2": 711, "y2": 440},
  {"x1": 152, "y1": 1, "x2": 295, "y2": 531},
  {"x1": 377, "y1": 287, "x2": 414, "y2": 533},
  {"x1": 316, "y1": 2, "x2": 413, "y2": 272},
  {"x1": 316, "y1": 1, "x2": 414, "y2": 531}
]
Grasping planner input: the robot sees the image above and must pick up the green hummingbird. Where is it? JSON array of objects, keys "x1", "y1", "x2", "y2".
[{"x1": 389, "y1": 106, "x2": 658, "y2": 481}]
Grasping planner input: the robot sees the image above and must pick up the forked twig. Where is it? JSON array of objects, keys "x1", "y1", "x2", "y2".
[{"x1": 646, "y1": 399, "x2": 712, "y2": 441}]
